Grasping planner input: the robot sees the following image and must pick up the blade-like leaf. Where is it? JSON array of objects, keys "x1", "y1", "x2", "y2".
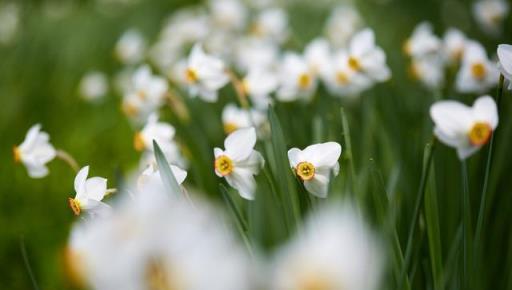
[{"x1": 153, "y1": 140, "x2": 182, "y2": 197}]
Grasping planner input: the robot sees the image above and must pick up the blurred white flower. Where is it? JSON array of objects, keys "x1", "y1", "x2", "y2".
[
  {"x1": 271, "y1": 203, "x2": 383, "y2": 290},
  {"x1": 324, "y1": 49, "x2": 372, "y2": 97},
  {"x1": 242, "y1": 66, "x2": 278, "y2": 109},
  {"x1": 409, "y1": 57, "x2": 445, "y2": 90},
  {"x1": 404, "y1": 22, "x2": 442, "y2": 60},
  {"x1": 137, "y1": 162, "x2": 187, "y2": 193},
  {"x1": 277, "y1": 53, "x2": 317, "y2": 102},
  {"x1": 251, "y1": 7, "x2": 289, "y2": 43},
  {"x1": 222, "y1": 103, "x2": 267, "y2": 135},
  {"x1": 134, "y1": 113, "x2": 175, "y2": 152},
  {"x1": 455, "y1": 41, "x2": 499, "y2": 93},
  {"x1": 209, "y1": 0, "x2": 247, "y2": 31},
  {"x1": 79, "y1": 71, "x2": 108, "y2": 101},
  {"x1": 304, "y1": 38, "x2": 331, "y2": 79},
  {"x1": 160, "y1": 8, "x2": 210, "y2": 47},
  {"x1": 214, "y1": 127, "x2": 264, "y2": 200},
  {"x1": 347, "y1": 29, "x2": 391, "y2": 82},
  {"x1": 430, "y1": 95, "x2": 498, "y2": 159},
  {"x1": 115, "y1": 29, "x2": 146, "y2": 65},
  {"x1": 287, "y1": 142, "x2": 342, "y2": 198},
  {"x1": 497, "y1": 44, "x2": 512, "y2": 89},
  {"x1": 14, "y1": 124, "x2": 56, "y2": 178},
  {"x1": 443, "y1": 28, "x2": 467, "y2": 64},
  {"x1": 235, "y1": 37, "x2": 279, "y2": 72},
  {"x1": 325, "y1": 4, "x2": 363, "y2": 48},
  {"x1": 183, "y1": 44, "x2": 230, "y2": 102},
  {"x1": 68, "y1": 166, "x2": 112, "y2": 216},
  {"x1": 0, "y1": 3, "x2": 19, "y2": 45},
  {"x1": 473, "y1": 0, "x2": 509, "y2": 36}
]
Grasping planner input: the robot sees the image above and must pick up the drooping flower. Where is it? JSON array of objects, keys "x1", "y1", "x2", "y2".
[
  {"x1": 404, "y1": 22, "x2": 442, "y2": 60},
  {"x1": 497, "y1": 44, "x2": 512, "y2": 89},
  {"x1": 473, "y1": 0, "x2": 510, "y2": 36},
  {"x1": 79, "y1": 71, "x2": 108, "y2": 101},
  {"x1": 455, "y1": 41, "x2": 499, "y2": 93},
  {"x1": 183, "y1": 44, "x2": 230, "y2": 102},
  {"x1": 277, "y1": 52, "x2": 317, "y2": 102},
  {"x1": 214, "y1": 127, "x2": 264, "y2": 200},
  {"x1": 14, "y1": 124, "x2": 57, "y2": 178},
  {"x1": 430, "y1": 95, "x2": 498, "y2": 159},
  {"x1": 115, "y1": 29, "x2": 146, "y2": 65},
  {"x1": 242, "y1": 66, "x2": 278, "y2": 109},
  {"x1": 287, "y1": 142, "x2": 342, "y2": 198},
  {"x1": 346, "y1": 29, "x2": 391, "y2": 82},
  {"x1": 68, "y1": 166, "x2": 112, "y2": 216}
]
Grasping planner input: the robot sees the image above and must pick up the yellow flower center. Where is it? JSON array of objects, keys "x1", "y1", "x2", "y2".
[
  {"x1": 134, "y1": 132, "x2": 145, "y2": 151},
  {"x1": 185, "y1": 68, "x2": 198, "y2": 84},
  {"x1": 223, "y1": 122, "x2": 238, "y2": 134},
  {"x1": 215, "y1": 155, "x2": 234, "y2": 176},
  {"x1": 63, "y1": 247, "x2": 86, "y2": 288},
  {"x1": 122, "y1": 102, "x2": 139, "y2": 117},
  {"x1": 297, "y1": 272, "x2": 335, "y2": 290},
  {"x1": 145, "y1": 259, "x2": 180, "y2": 290},
  {"x1": 298, "y1": 73, "x2": 311, "y2": 89},
  {"x1": 348, "y1": 56, "x2": 361, "y2": 71},
  {"x1": 13, "y1": 146, "x2": 21, "y2": 163},
  {"x1": 68, "y1": 198, "x2": 81, "y2": 216},
  {"x1": 336, "y1": 71, "x2": 349, "y2": 85},
  {"x1": 468, "y1": 122, "x2": 492, "y2": 146},
  {"x1": 137, "y1": 90, "x2": 146, "y2": 100},
  {"x1": 471, "y1": 63, "x2": 486, "y2": 80},
  {"x1": 296, "y1": 162, "x2": 315, "y2": 181}
]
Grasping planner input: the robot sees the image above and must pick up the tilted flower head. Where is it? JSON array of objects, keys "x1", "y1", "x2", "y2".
[
  {"x1": 443, "y1": 28, "x2": 467, "y2": 64},
  {"x1": 242, "y1": 66, "x2": 278, "y2": 109},
  {"x1": 325, "y1": 4, "x2": 363, "y2": 48},
  {"x1": 183, "y1": 44, "x2": 230, "y2": 102},
  {"x1": 271, "y1": 203, "x2": 383, "y2": 290},
  {"x1": 404, "y1": 22, "x2": 442, "y2": 59},
  {"x1": 287, "y1": 142, "x2": 342, "y2": 198},
  {"x1": 222, "y1": 103, "x2": 266, "y2": 135},
  {"x1": 277, "y1": 52, "x2": 317, "y2": 102},
  {"x1": 214, "y1": 127, "x2": 264, "y2": 200},
  {"x1": 134, "y1": 113, "x2": 176, "y2": 152},
  {"x1": 14, "y1": 124, "x2": 57, "y2": 178},
  {"x1": 430, "y1": 95, "x2": 498, "y2": 159},
  {"x1": 497, "y1": 44, "x2": 512, "y2": 89},
  {"x1": 79, "y1": 71, "x2": 108, "y2": 101},
  {"x1": 68, "y1": 166, "x2": 111, "y2": 216},
  {"x1": 347, "y1": 29, "x2": 391, "y2": 82},
  {"x1": 473, "y1": 0, "x2": 510, "y2": 35},
  {"x1": 115, "y1": 29, "x2": 146, "y2": 65},
  {"x1": 456, "y1": 41, "x2": 499, "y2": 93}
]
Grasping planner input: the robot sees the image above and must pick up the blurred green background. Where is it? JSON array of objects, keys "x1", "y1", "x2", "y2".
[{"x1": 1, "y1": 0, "x2": 511, "y2": 289}]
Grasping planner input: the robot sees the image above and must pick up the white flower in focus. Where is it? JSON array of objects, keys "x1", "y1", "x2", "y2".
[
  {"x1": 242, "y1": 66, "x2": 278, "y2": 109},
  {"x1": 137, "y1": 163, "x2": 187, "y2": 193},
  {"x1": 14, "y1": 124, "x2": 57, "y2": 178},
  {"x1": 287, "y1": 142, "x2": 342, "y2": 198},
  {"x1": 430, "y1": 95, "x2": 498, "y2": 159},
  {"x1": 304, "y1": 38, "x2": 331, "y2": 78},
  {"x1": 443, "y1": 28, "x2": 467, "y2": 64},
  {"x1": 214, "y1": 127, "x2": 264, "y2": 200},
  {"x1": 497, "y1": 44, "x2": 512, "y2": 89},
  {"x1": 222, "y1": 103, "x2": 267, "y2": 135},
  {"x1": 409, "y1": 57, "x2": 445, "y2": 90},
  {"x1": 347, "y1": 29, "x2": 391, "y2": 82},
  {"x1": 251, "y1": 8, "x2": 289, "y2": 43},
  {"x1": 473, "y1": 0, "x2": 509, "y2": 35},
  {"x1": 277, "y1": 53, "x2": 317, "y2": 102},
  {"x1": 0, "y1": 3, "x2": 19, "y2": 45},
  {"x1": 115, "y1": 29, "x2": 146, "y2": 65},
  {"x1": 271, "y1": 203, "x2": 383, "y2": 290},
  {"x1": 79, "y1": 71, "x2": 108, "y2": 101},
  {"x1": 325, "y1": 4, "x2": 363, "y2": 48},
  {"x1": 455, "y1": 41, "x2": 499, "y2": 93},
  {"x1": 184, "y1": 44, "x2": 230, "y2": 102},
  {"x1": 209, "y1": 0, "x2": 247, "y2": 30},
  {"x1": 404, "y1": 22, "x2": 442, "y2": 59},
  {"x1": 68, "y1": 166, "x2": 112, "y2": 216}
]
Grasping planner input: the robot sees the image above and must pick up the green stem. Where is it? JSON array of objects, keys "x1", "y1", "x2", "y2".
[{"x1": 461, "y1": 160, "x2": 470, "y2": 290}]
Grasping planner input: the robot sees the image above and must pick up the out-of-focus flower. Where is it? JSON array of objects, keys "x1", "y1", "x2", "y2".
[
  {"x1": 455, "y1": 41, "x2": 499, "y2": 93},
  {"x1": 14, "y1": 124, "x2": 56, "y2": 178},
  {"x1": 214, "y1": 127, "x2": 264, "y2": 200},
  {"x1": 235, "y1": 37, "x2": 279, "y2": 72},
  {"x1": 346, "y1": 29, "x2": 391, "y2": 82},
  {"x1": 497, "y1": 44, "x2": 512, "y2": 89},
  {"x1": 0, "y1": 3, "x2": 19, "y2": 45},
  {"x1": 115, "y1": 29, "x2": 146, "y2": 65},
  {"x1": 68, "y1": 166, "x2": 111, "y2": 216},
  {"x1": 209, "y1": 0, "x2": 247, "y2": 31},
  {"x1": 304, "y1": 38, "x2": 331, "y2": 78},
  {"x1": 134, "y1": 114, "x2": 175, "y2": 152},
  {"x1": 473, "y1": 0, "x2": 509, "y2": 36},
  {"x1": 137, "y1": 162, "x2": 187, "y2": 192},
  {"x1": 430, "y1": 95, "x2": 498, "y2": 159},
  {"x1": 251, "y1": 8, "x2": 289, "y2": 43},
  {"x1": 443, "y1": 28, "x2": 467, "y2": 64},
  {"x1": 79, "y1": 71, "x2": 108, "y2": 101},
  {"x1": 222, "y1": 103, "x2": 267, "y2": 135},
  {"x1": 277, "y1": 53, "x2": 317, "y2": 102},
  {"x1": 404, "y1": 22, "x2": 442, "y2": 60},
  {"x1": 324, "y1": 49, "x2": 372, "y2": 97},
  {"x1": 271, "y1": 203, "x2": 383, "y2": 290},
  {"x1": 287, "y1": 142, "x2": 342, "y2": 198},
  {"x1": 409, "y1": 57, "x2": 445, "y2": 90},
  {"x1": 324, "y1": 4, "x2": 363, "y2": 48},
  {"x1": 183, "y1": 44, "x2": 229, "y2": 102},
  {"x1": 242, "y1": 66, "x2": 278, "y2": 109}
]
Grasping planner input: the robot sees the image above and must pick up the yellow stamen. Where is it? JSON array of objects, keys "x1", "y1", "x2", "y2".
[
  {"x1": 134, "y1": 132, "x2": 145, "y2": 151},
  {"x1": 223, "y1": 122, "x2": 238, "y2": 135},
  {"x1": 348, "y1": 56, "x2": 361, "y2": 71},
  {"x1": 298, "y1": 277, "x2": 333, "y2": 290},
  {"x1": 215, "y1": 155, "x2": 234, "y2": 176},
  {"x1": 137, "y1": 90, "x2": 146, "y2": 100},
  {"x1": 471, "y1": 63, "x2": 486, "y2": 80},
  {"x1": 185, "y1": 68, "x2": 198, "y2": 84},
  {"x1": 298, "y1": 73, "x2": 311, "y2": 89},
  {"x1": 336, "y1": 71, "x2": 349, "y2": 85},
  {"x1": 145, "y1": 259, "x2": 177, "y2": 290},
  {"x1": 403, "y1": 39, "x2": 412, "y2": 56},
  {"x1": 68, "y1": 198, "x2": 81, "y2": 216},
  {"x1": 468, "y1": 122, "x2": 492, "y2": 146},
  {"x1": 296, "y1": 161, "x2": 315, "y2": 181},
  {"x1": 13, "y1": 146, "x2": 21, "y2": 163},
  {"x1": 63, "y1": 247, "x2": 86, "y2": 288},
  {"x1": 122, "y1": 102, "x2": 139, "y2": 117}
]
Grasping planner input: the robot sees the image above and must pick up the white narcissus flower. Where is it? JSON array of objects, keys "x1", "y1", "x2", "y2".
[
  {"x1": 222, "y1": 103, "x2": 267, "y2": 135},
  {"x1": 409, "y1": 57, "x2": 445, "y2": 90},
  {"x1": 456, "y1": 41, "x2": 499, "y2": 93},
  {"x1": 404, "y1": 22, "x2": 442, "y2": 59},
  {"x1": 68, "y1": 166, "x2": 112, "y2": 216},
  {"x1": 14, "y1": 124, "x2": 57, "y2": 178},
  {"x1": 184, "y1": 44, "x2": 230, "y2": 102},
  {"x1": 277, "y1": 53, "x2": 317, "y2": 102},
  {"x1": 134, "y1": 113, "x2": 176, "y2": 152},
  {"x1": 443, "y1": 28, "x2": 467, "y2": 64},
  {"x1": 324, "y1": 49, "x2": 373, "y2": 98},
  {"x1": 324, "y1": 4, "x2": 363, "y2": 48},
  {"x1": 271, "y1": 203, "x2": 383, "y2": 290},
  {"x1": 497, "y1": 44, "x2": 512, "y2": 89},
  {"x1": 430, "y1": 95, "x2": 498, "y2": 160},
  {"x1": 304, "y1": 38, "x2": 331, "y2": 79},
  {"x1": 473, "y1": 0, "x2": 509, "y2": 35},
  {"x1": 347, "y1": 29, "x2": 391, "y2": 82},
  {"x1": 79, "y1": 71, "x2": 108, "y2": 101},
  {"x1": 287, "y1": 142, "x2": 342, "y2": 198},
  {"x1": 214, "y1": 127, "x2": 264, "y2": 200},
  {"x1": 235, "y1": 37, "x2": 279, "y2": 72},
  {"x1": 242, "y1": 66, "x2": 278, "y2": 109},
  {"x1": 209, "y1": 0, "x2": 247, "y2": 31},
  {"x1": 251, "y1": 8, "x2": 289, "y2": 43},
  {"x1": 115, "y1": 29, "x2": 146, "y2": 65}
]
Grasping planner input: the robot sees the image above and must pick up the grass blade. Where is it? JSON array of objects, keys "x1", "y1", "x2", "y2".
[
  {"x1": 340, "y1": 107, "x2": 358, "y2": 197},
  {"x1": 153, "y1": 140, "x2": 182, "y2": 197}
]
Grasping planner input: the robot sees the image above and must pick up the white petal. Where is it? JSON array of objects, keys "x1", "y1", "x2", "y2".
[
  {"x1": 26, "y1": 164, "x2": 49, "y2": 179},
  {"x1": 74, "y1": 166, "x2": 89, "y2": 196},
  {"x1": 82, "y1": 200, "x2": 112, "y2": 218},
  {"x1": 170, "y1": 165, "x2": 187, "y2": 185},
  {"x1": 457, "y1": 145, "x2": 480, "y2": 160},
  {"x1": 19, "y1": 124, "x2": 42, "y2": 150},
  {"x1": 225, "y1": 168, "x2": 256, "y2": 200},
  {"x1": 235, "y1": 150, "x2": 264, "y2": 173},
  {"x1": 350, "y1": 28, "x2": 374, "y2": 56},
  {"x1": 303, "y1": 142, "x2": 342, "y2": 168},
  {"x1": 472, "y1": 95, "x2": 498, "y2": 129},
  {"x1": 497, "y1": 44, "x2": 512, "y2": 75},
  {"x1": 303, "y1": 171, "x2": 330, "y2": 198},
  {"x1": 287, "y1": 148, "x2": 302, "y2": 168},
  {"x1": 224, "y1": 127, "x2": 257, "y2": 161},
  {"x1": 430, "y1": 101, "x2": 473, "y2": 137},
  {"x1": 214, "y1": 147, "x2": 224, "y2": 158},
  {"x1": 84, "y1": 177, "x2": 107, "y2": 201}
]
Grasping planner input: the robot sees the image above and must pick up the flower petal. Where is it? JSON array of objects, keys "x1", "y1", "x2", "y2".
[
  {"x1": 225, "y1": 168, "x2": 256, "y2": 200},
  {"x1": 235, "y1": 150, "x2": 265, "y2": 173},
  {"x1": 472, "y1": 95, "x2": 498, "y2": 129},
  {"x1": 74, "y1": 166, "x2": 89, "y2": 196},
  {"x1": 304, "y1": 171, "x2": 330, "y2": 198},
  {"x1": 84, "y1": 177, "x2": 107, "y2": 201},
  {"x1": 225, "y1": 127, "x2": 257, "y2": 161},
  {"x1": 303, "y1": 142, "x2": 342, "y2": 168},
  {"x1": 430, "y1": 100, "x2": 473, "y2": 137},
  {"x1": 287, "y1": 148, "x2": 302, "y2": 168},
  {"x1": 170, "y1": 165, "x2": 187, "y2": 185},
  {"x1": 498, "y1": 44, "x2": 512, "y2": 75}
]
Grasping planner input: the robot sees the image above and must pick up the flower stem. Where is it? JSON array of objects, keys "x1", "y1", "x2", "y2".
[
  {"x1": 461, "y1": 159, "x2": 471, "y2": 290},
  {"x1": 56, "y1": 149, "x2": 79, "y2": 173},
  {"x1": 227, "y1": 70, "x2": 250, "y2": 109}
]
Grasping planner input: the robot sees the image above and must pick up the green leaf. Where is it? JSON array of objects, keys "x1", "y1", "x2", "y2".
[
  {"x1": 153, "y1": 140, "x2": 182, "y2": 197},
  {"x1": 220, "y1": 183, "x2": 249, "y2": 232}
]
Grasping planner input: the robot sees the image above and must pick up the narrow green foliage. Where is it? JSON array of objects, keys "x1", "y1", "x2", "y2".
[
  {"x1": 340, "y1": 107, "x2": 357, "y2": 197},
  {"x1": 153, "y1": 140, "x2": 182, "y2": 197}
]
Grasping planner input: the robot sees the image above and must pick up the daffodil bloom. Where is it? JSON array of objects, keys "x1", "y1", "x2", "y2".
[
  {"x1": 214, "y1": 127, "x2": 264, "y2": 200},
  {"x1": 472, "y1": 0, "x2": 509, "y2": 35},
  {"x1": 183, "y1": 44, "x2": 229, "y2": 102},
  {"x1": 115, "y1": 29, "x2": 146, "y2": 65},
  {"x1": 430, "y1": 95, "x2": 498, "y2": 160},
  {"x1": 455, "y1": 41, "x2": 499, "y2": 93},
  {"x1": 409, "y1": 57, "x2": 445, "y2": 90},
  {"x1": 242, "y1": 66, "x2": 278, "y2": 109},
  {"x1": 134, "y1": 113, "x2": 176, "y2": 152},
  {"x1": 404, "y1": 22, "x2": 442, "y2": 59},
  {"x1": 68, "y1": 166, "x2": 112, "y2": 216},
  {"x1": 346, "y1": 29, "x2": 391, "y2": 82},
  {"x1": 79, "y1": 71, "x2": 108, "y2": 101},
  {"x1": 324, "y1": 50, "x2": 372, "y2": 97},
  {"x1": 443, "y1": 28, "x2": 467, "y2": 64},
  {"x1": 277, "y1": 52, "x2": 317, "y2": 102},
  {"x1": 287, "y1": 142, "x2": 342, "y2": 198},
  {"x1": 497, "y1": 44, "x2": 512, "y2": 89},
  {"x1": 271, "y1": 204, "x2": 383, "y2": 290},
  {"x1": 325, "y1": 4, "x2": 363, "y2": 48},
  {"x1": 14, "y1": 124, "x2": 56, "y2": 178}
]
